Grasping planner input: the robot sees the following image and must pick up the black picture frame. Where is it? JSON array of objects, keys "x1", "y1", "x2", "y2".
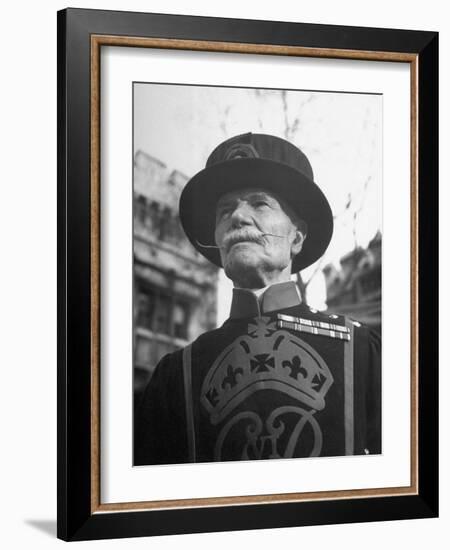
[{"x1": 57, "y1": 7, "x2": 438, "y2": 541}]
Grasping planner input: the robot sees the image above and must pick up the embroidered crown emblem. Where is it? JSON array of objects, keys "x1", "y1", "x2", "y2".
[{"x1": 201, "y1": 317, "x2": 333, "y2": 425}]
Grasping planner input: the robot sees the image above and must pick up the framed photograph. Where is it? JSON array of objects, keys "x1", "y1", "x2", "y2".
[{"x1": 57, "y1": 8, "x2": 438, "y2": 541}]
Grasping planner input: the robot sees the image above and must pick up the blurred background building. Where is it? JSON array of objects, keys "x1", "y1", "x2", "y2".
[
  {"x1": 322, "y1": 231, "x2": 382, "y2": 334},
  {"x1": 133, "y1": 150, "x2": 219, "y2": 407}
]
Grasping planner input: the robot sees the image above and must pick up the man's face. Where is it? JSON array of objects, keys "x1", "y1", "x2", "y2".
[{"x1": 214, "y1": 188, "x2": 304, "y2": 288}]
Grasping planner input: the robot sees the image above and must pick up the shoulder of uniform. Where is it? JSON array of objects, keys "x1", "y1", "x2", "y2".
[
  {"x1": 317, "y1": 308, "x2": 366, "y2": 328},
  {"x1": 155, "y1": 348, "x2": 183, "y2": 370},
  {"x1": 190, "y1": 325, "x2": 224, "y2": 347},
  {"x1": 279, "y1": 305, "x2": 349, "y2": 328},
  {"x1": 306, "y1": 308, "x2": 372, "y2": 333},
  {"x1": 307, "y1": 306, "x2": 346, "y2": 324},
  {"x1": 339, "y1": 316, "x2": 378, "y2": 343},
  {"x1": 346, "y1": 316, "x2": 365, "y2": 329}
]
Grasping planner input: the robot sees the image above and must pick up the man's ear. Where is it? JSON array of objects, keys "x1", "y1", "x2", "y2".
[
  {"x1": 290, "y1": 218, "x2": 307, "y2": 257},
  {"x1": 291, "y1": 228, "x2": 306, "y2": 257}
]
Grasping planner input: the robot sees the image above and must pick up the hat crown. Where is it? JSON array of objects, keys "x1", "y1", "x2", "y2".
[{"x1": 206, "y1": 132, "x2": 314, "y2": 181}]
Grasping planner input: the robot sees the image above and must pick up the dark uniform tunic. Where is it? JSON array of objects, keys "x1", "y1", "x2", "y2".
[{"x1": 135, "y1": 281, "x2": 381, "y2": 465}]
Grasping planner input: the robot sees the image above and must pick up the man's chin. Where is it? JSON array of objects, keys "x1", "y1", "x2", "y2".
[
  {"x1": 224, "y1": 250, "x2": 260, "y2": 269},
  {"x1": 223, "y1": 255, "x2": 264, "y2": 284}
]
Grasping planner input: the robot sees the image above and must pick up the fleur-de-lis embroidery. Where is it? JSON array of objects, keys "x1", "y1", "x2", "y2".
[
  {"x1": 282, "y1": 355, "x2": 308, "y2": 380},
  {"x1": 222, "y1": 365, "x2": 243, "y2": 391}
]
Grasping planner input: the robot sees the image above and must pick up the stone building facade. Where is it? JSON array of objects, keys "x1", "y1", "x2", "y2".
[
  {"x1": 322, "y1": 231, "x2": 381, "y2": 334},
  {"x1": 133, "y1": 150, "x2": 219, "y2": 400}
]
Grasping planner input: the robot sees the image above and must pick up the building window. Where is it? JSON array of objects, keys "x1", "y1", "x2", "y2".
[
  {"x1": 135, "y1": 195, "x2": 147, "y2": 225},
  {"x1": 135, "y1": 281, "x2": 190, "y2": 341},
  {"x1": 135, "y1": 334, "x2": 152, "y2": 366},
  {"x1": 154, "y1": 293, "x2": 172, "y2": 335},
  {"x1": 173, "y1": 301, "x2": 189, "y2": 340},
  {"x1": 136, "y1": 289, "x2": 156, "y2": 330}
]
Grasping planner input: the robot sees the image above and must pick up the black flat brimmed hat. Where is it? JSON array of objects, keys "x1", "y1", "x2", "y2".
[{"x1": 179, "y1": 132, "x2": 333, "y2": 273}]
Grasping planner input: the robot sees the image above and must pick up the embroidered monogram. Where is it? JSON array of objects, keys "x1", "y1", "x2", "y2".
[{"x1": 214, "y1": 406, "x2": 323, "y2": 460}]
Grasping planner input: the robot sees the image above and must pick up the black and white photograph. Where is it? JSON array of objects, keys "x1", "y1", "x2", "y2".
[
  {"x1": 0, "y1": 0, "x2": 444, "y2": 546},
  {"x1": 132, "y1": 83, "x2": 382, "y2": 465}
]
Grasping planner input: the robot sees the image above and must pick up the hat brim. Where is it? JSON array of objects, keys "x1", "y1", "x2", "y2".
[{"x1": 179, "y1": 158, "x2": 333, "y2": 273}]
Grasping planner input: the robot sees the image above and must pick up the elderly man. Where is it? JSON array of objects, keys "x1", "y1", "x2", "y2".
[{"x1": 135, "y1": 132, "x2": 381, "y2": 465}]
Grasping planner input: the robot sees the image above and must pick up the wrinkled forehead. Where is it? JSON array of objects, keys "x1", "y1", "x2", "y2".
[
  {"x1": 216, "y1": 188, "x2": 283, "y2": 208},
  {"x1": 215, "y1": 187, "x2": 300, "y2": 225}
]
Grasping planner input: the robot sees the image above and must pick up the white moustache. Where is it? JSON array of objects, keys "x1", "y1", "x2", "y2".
[
  {"x1": 222, "y1": 230, "x2": 265, "y2": 251},
  {"x1": 196, "y1": 232, "x2": 285, "y2": 251}
]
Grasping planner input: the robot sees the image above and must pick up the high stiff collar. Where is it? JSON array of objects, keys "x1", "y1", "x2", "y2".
[{"x1": 229, "y1": 281, "x2": 302, "y2": 320}]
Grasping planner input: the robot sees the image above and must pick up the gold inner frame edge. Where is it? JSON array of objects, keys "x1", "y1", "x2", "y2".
[{"x1": 89, "y1": 34, "x2": 419, "y2": 514}]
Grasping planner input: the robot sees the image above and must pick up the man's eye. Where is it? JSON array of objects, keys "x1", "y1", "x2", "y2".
[
  {"x1": 254, "y1": 200, "x2": 269, "y2": 208},
  {"x1": 217, "y1": 207, "x2": 231, "y2": 218}
]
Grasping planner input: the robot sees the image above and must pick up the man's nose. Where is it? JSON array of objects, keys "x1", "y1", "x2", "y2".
[{"x1": 229, "y1": 201, "x2": 253, "y2": 227}]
